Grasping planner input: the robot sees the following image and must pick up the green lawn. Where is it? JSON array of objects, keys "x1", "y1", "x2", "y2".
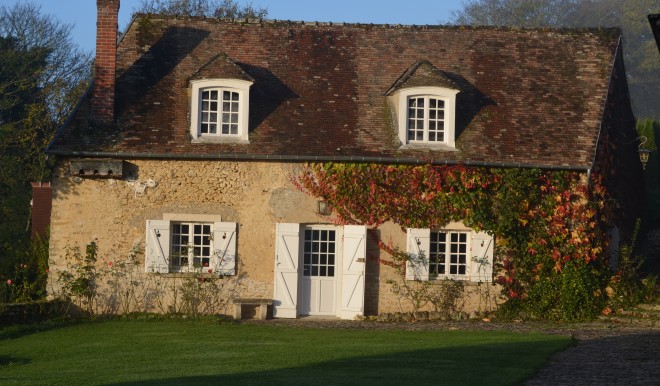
[{"x1": 0, "y1": 319, "x2": 570, "y2": 385}]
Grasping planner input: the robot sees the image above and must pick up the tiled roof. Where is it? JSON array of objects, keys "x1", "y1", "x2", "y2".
[
  {"x1": 49, "y1": 17, "x2": 622, "y2": 169},
  {"x1": 385, "y1": 60, "x2": 461, "y2": 95}
]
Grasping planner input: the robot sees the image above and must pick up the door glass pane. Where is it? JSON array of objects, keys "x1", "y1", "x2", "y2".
[{"x1": 303, "y1": 227, "x2": 337, "y2": 277}]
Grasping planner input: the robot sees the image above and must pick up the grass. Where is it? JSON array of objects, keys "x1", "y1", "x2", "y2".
[{"x1": 0, "y1": 319, "x2": 571, "y2": 385}]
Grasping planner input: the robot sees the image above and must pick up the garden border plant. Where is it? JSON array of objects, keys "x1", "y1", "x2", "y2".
[
  {"x1": 291, "y1": 162, "x2": 635, "y2": 321},
  {"x1": 54, "y1": 240, "x2": 243, "y2": 317}
]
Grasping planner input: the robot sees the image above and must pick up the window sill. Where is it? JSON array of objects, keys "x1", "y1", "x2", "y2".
[
  {"x1": 147, "y1": 272, "x2": 230, "y2": 278},
  {"x1": 399, "y1": 143, "x2": 459, "y2": 151},
  {"x1": 191, "y1": 136, "x2": 249, "y2": 145}
]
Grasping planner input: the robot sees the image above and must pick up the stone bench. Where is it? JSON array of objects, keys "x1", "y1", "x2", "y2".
[{"x1": 232, "y1": 298, "x2": 273, "y2": 320}]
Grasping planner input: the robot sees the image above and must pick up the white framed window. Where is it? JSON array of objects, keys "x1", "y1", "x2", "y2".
[
  {"x1": 170, "y1": 222, "x2": 213, "y2": 272},
  {"x1": 406, "y1": 224, "x2": 493, "y2": 282},
  {"x1": 395, "y1": 87, "x2": 459, "y2": 148},
  {"x1": 190, "y1": 79, "x2": 252, "y2": 143},
  {"x1": 145, "y1": 216, "x2": 237, "y2": 275},
  {"x1": 429, "y1": 230, "x2": 468, "y2": 277},
  {"x1": 303, "y1": 228, "x2": 337, "y2": 278}
]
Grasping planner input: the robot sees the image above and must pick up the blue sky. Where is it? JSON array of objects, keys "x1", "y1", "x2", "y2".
[{"x1": 4, "y1": 0, "x2": 466, "y2": 53}]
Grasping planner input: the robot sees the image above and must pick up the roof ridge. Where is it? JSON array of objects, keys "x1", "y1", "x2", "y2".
[{"x1": 130, "y1": 13, "x2": 620, "y2": 35}]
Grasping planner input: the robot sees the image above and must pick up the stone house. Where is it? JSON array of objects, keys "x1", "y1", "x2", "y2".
[{"x1": 45, "y1": 0, "x2": 642, "y2": 319}]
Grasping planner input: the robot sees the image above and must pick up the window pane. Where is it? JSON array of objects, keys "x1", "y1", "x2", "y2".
[
  {"x1": 231, "y1": 92, "x2": 239, "y2": 101},
  {"x1": 210, "y1": 90, "x2": 218, "y2": 99},
  {"x1": 303, "y1": 227, "x2": 337, "y2": 278},
  {"x1": 208, "y1": 124, "x2": 216, "y2": 134}
]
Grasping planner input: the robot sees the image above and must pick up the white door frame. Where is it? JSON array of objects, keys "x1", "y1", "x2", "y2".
[{"x1": 273, "y1": 223, "x2": 366, "y2": 320}]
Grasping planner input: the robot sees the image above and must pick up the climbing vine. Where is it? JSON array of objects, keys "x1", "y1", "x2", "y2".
[{"x1": 292, "y1": 163, "x2": 612, "y2": 321}]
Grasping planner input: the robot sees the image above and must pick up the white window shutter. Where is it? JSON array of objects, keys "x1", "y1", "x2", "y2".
[
  {"x1": 145, "y1": 220, "x2": 170, "y2": 273},
  {"x1": 273, "y1": 223, "x2": 300, "y2": 318},
  {"x1": 213, "y1": 222, "x2": 237, "y2": 275},
  {"x1": 406, "y1": 228, "x2": 430, "y2": 281},
  {"x1": 340, "y1": 225, "x2": 367, "y2": 320},
  {"x1": 470, "y1": 231, "x2": 494, "y2": 282}
]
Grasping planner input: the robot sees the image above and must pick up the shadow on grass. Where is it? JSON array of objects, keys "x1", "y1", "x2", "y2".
[
  {"x1": 0, "y1": 318, "x2": 82, "y2": 340},
  {"x1": 0, "y1": 355, "x2": 30, "y2": 368},
  {"x1": 105, "y1": 339, "x2": 568, "y2": 386}
]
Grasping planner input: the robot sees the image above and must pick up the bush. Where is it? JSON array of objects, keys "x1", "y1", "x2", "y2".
[{"x1": 0, "y1": 236, "x2": 49, "y2": 303}]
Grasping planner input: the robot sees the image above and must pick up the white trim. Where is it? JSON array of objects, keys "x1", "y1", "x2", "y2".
[
  {"x1": 395, "y1": 86, "x2": 459, "y2": 148},
  {"x1": 190, "y1": 78, "x2": 252, "y2": 143}
]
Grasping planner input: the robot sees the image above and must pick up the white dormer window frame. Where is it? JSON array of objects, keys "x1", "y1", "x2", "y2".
[
  {"x1": 395, "y1": 87, "x2": 459, "y2": 148},
  {"x1": 190, "y1": 79, "x2": 252, "y2": 143}
]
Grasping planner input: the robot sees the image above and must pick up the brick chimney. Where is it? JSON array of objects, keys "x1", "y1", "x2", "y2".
[{"x1": 93, "y1": 0, "x2": 120, "y2": 125}]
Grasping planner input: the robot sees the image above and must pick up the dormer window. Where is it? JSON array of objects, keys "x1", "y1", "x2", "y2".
[
  {"x1": 190, "y1": 79, "x2": 252, "y2": 143},
  {"x1": 386, "y1": 61, "x2": 461, "y2": 149},
  {"x1": 396, "y1": 87, "x2": 459, "y2": 148},
  {"x1": 408, "y1": 95, "x2": 447, "y2": 143}
]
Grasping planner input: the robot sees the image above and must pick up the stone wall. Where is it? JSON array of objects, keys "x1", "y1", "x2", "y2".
[{"x1": 49, "y1": 158, "x2": 500, "y2": 316}]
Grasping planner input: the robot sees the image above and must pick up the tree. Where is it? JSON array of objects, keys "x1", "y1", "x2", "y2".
[
  {"x1": 0, "y1": 2, "x2": 91, "y2": 263},
  {"x1": 0, "y1": 36, "x2": 48, "y2": 134},
  {"x1": 452, "y1": 0, "x2": 660, "y2": 119},
  {"x1": 135, "y1": 0, "x2": 268, "y2": 19}
]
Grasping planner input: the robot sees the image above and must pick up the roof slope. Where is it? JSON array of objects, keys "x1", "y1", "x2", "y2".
[{"x1": 49, "y1": 17, "x2": 621, "y2": 169}]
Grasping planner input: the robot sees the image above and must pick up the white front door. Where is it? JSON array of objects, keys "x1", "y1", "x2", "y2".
[
  {"x1": 299, "y1": 226, "x2": 338, "y2": 316},
  {"x1": 273, "y1": 223, "x2": 366, "y2": 320}
]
